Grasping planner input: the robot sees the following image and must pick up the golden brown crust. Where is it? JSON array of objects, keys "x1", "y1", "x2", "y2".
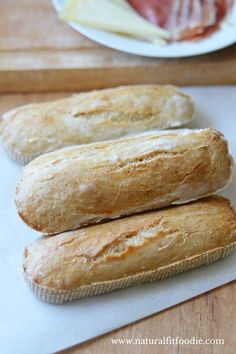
[
  {"x1": 23, "y1": 196, "x2": 236, "y2": 291},
  {"x1": 1, "y1": 85, "x2": 194, "y2": 164},
  {"x1": 24, "y1": 243, "x2": 236, "y2": 303},
  {"x1": 15, "y1": 128, "x2": 233, "y2": 235}
]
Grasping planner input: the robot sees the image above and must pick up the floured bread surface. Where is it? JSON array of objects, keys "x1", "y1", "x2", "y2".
[
  {"x1": 15, "y1": 128, "x2": 233, "y2": 234},
  {"x1": 1, "y1": 85, "x2": 194, "y2": 164},
  {"x1": 23, "y1": 196, "x2": 236, "y2": 291}
]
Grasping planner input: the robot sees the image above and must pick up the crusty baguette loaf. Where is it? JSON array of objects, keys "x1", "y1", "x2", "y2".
[
  {"x1": 23, "y1": 196, "x2": 236, "y2": 299},
  {"x1": 15, "y1": 128, "x2": 233, "y2": 235},
  {"x1": 1, "y1": 85, "x2": 194, "y2": 164}
]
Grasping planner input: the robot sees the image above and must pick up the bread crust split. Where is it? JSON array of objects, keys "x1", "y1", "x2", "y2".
[
  {"x1": 23, "y1": 196, "x2": 236, "y2": 302},
  {"x1": 1, "y1": 85, "x2": 194, "y2": 164},
  {"x1": 15, "y1": 128, "x2": 233, "y2": 235}
]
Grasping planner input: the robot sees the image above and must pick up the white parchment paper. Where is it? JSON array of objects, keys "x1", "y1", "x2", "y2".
[{"x1": 0, "y1": 87, "x2": 236, "y2": 354}]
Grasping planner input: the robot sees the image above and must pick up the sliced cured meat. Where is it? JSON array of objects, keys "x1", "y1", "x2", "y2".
[
  {"x1": 127, "y1": 0, "x2": 174, "y2": 27},
  {"x1": 180, "y1": 0, "x2": 217, "y2": 40},
  {"x1": 128, "y1": 0, "x2": 234, "y2": 40}
]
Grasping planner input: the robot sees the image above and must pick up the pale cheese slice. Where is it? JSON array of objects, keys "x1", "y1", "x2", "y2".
[{"x1": 60, "y1": 0, "x2": 169, "y2": 42}]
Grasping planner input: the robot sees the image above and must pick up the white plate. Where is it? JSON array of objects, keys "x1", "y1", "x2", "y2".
[{"x1": 53, "y1": 0, "x2": 236, "y2": 58}]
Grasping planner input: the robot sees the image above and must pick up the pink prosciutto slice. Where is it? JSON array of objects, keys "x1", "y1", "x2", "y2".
[{"x1": 128, "y1": 0, "x2": 234, "y2": 40}]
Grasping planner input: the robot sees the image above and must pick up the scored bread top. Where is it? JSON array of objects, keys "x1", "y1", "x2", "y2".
[
  {"x1": 15, "y1": 128, "x2": 233, "y2": 235},
  {"x1": 1, "y1": 85, "x2": 194, "y2": 164},
  {"x1": 23, "y1": 196, "x2": 236, "y2": 291}
]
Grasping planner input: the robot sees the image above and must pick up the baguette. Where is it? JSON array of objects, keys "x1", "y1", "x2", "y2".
[
  {"x1": 15, "y1": 128, "x2": 233, "y2": 235},
  {"x1": 1, "y1": 85, "x2": 194, "y2": 164},
  {"x1": 23, "y1": 196, "x2": 236, "y2": 303}
]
